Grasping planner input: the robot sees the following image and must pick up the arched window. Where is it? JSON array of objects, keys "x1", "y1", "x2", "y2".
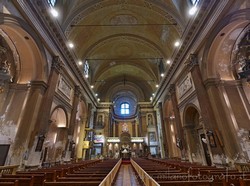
[
  {"x1": 120, "y1": 103, "x2": 130, "y2": 115},
  {"x1": 47, "y1": 0, "x2": 57, "y2": 7},
  {"x1": 190, "y1": 0, "x2": 200, "y2": 6}
]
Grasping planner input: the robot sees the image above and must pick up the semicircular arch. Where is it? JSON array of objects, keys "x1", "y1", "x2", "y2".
[
  {"x1": 202, "y1": 9, "x2": 250, "y2": 80},
  {"x1": 0, "y1": 14, "x2": 48, "y2": 83}
]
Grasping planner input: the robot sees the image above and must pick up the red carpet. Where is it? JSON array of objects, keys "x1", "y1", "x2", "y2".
[{"x1": 122, "y1": 158, "x2": 131, "y2": 164}]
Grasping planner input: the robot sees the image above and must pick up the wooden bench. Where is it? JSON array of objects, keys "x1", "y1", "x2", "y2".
[
  {"x1": 2, "y1": 174, "x2": 45, "y2": 186},
  {"x1": 156, "y1": 180, "x2": 213, "y2": 186},
  {"x1": 239, "y1": 178, "x2": 250, "y2": 186},
  {"x1": 43, "y1": 181, "x2": 101, "y2": 186},
  {"x1": 57, "y1": 177, "x2": 104, "y2": 182},
  {"x1": 0, "y1": 178, "x2": 34, "y2": 186},
  {"x1": 0, "y1": 181, "x2": 19, "y2": 186},
  {"x1": 16, "y1": 171, "x2": 56, "y2": 181},
  {"x1": 65, "y1": 173, "x2": 107, "y2": 177}
]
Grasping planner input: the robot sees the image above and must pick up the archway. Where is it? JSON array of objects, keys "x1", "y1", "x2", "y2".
[
  {"x1": 75, "y1": 99, "x2": 88, "y2": 160},
  {"x1": 184, "y1": 105, "x2": 211, "y2": 165},
  {"x1": 163, "y1": 99, "x2": 179, "y2": 158},
  {"x1": 0, "y1": 14, "x2": 48, "y2": 165},
  {"x1": 120, "y1": 132, "x2": 131, "y2": 159},
  {"x1": 201, "y1": 10, "x2": 250, "y2": 160},
  {"x1": 43, "y1": 107, "x2": 68, "y2": 164}
]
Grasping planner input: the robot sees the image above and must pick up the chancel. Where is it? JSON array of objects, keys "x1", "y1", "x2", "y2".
[{"x1": 0, "y1": 0, "x2": 250, "y2": 185}]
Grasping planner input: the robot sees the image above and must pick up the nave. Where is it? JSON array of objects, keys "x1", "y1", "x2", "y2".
[
  {"x1": 1, "y1": 157, "x2": 250, "y2": 186},
  {"x1": 1, "y1": 0, "x2": 250, "y2": 183}
]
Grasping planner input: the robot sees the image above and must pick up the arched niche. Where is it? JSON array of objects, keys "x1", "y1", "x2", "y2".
[
  {"x1": 163, "y1": 99, "x2": 179, "y2": 157},
  {"x1": 76, "y1": 98, "x2": 88, "y2": 159},
  {"x1": 183, "y1": 105, "x2": 203, "y2": 163},
  {"x1": 184, "y1": 105, "x2": 200, "y2": 127},
  {"x1": 50, "y1": 107, "x2": 68, "y2": 128},
  {"x1": 0, "y1": 14, "x2": 48, "y2": 83},
  {"x1": 77, "y1": 99, "x2": 88, "y2": 122},
  {"x1": 44, "y1": 107, "x2": 68, "y2": 162},
  {"x1": 202, "y1": 10, "x2": 250, "y2": 80}
]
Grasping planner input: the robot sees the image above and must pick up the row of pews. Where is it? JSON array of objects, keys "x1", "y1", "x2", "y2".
[
  {"x1": 132, "y1": 158, "x2": 250, "y2": 186},
  {"x1": 0, "y1": 159, "x2": 119, "y2": 186}
]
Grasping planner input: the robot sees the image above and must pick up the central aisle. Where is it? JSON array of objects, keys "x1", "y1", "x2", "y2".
[{"x1": 113, "y1": 163, "x2": 143, "y2": 186}]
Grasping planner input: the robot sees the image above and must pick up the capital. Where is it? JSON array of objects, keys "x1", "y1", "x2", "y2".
[
  {"x1": 74, "y1": 85, "x2": 81, "y2": 97},
  {"x1": 187, "y1": 54, "x2": 199, "y2": 70},
  {"x1": 168, "y1": 84, "x2": 176, "y2": 94},
  {"x1": 51, "y1": 56, "x2": 62, "y2": 72}
]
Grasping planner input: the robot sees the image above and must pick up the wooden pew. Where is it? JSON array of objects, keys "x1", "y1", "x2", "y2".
[
  {"x1": 65, "y1": 173, "x2": 107, "y2": 177},
  {"x1": 56, "y1": 177, "x2": 104, "y2": 182},
  {"x1": 0, "y1": 178, "x2": 34, "y2": 186},
  {"x1": 0, "y1": 180, "x2": 19, "y2": 186},
  {"x1": 2, "y1": 174, "x2": 45, "y2": 186},
  {"x1": 239, "y1": 178, "x2": 250, "y2": 186},
  {"x1": 16, "y1": 171, "x2": 56, "y2": 181},
  {"x1": 156, "y1": 180, "x2": 213, "y2": 186},
  {"x1": 43, "y1": 181, "x2": 100, "y2": 186}
]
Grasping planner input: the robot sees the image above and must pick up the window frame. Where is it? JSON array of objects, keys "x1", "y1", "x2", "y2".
[{"x1": 120, "y1": 102, "x2": 130, "y2": 115}]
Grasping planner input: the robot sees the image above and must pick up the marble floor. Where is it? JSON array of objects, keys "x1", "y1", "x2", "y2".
[{"x1": 113, "y1": 164, "x2": 144, "y2": 186}]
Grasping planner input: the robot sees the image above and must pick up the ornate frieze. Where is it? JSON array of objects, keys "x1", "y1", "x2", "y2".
[{"x1": 177, "y1": 73, "x2": 193, "y2": 99}]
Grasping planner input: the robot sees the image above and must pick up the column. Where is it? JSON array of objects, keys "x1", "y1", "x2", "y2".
[
  {"x1": 188, "y1": 54, "x2": 223, "y2": 154},
  {"x1": 157, "y1": 102, "x2": 167, "y2": 158},
  {"x1": 169, "y1": 84, "x2": 186, "y2": 158},
  {"x1": 67, "y1": 86, "x2": 81, "y2": 160},
  {"x1": 27, "y1": 56, "x2": 62, "y2": 165},
  {"x1": 11, "y1": 81, "x2": 47, "y2": 165},
  {"x1": 132, "y1": 120, "x2": 136, "y2": 137},
  {"x1": 205, "y1": 78, "x2": 243, "y2": 160},
  {"x1": 108, "y1": 107, "x2": 113, "y2": 136},
  {"x1": 37, "y1": 56, "x2": 62, "y2": 134}
]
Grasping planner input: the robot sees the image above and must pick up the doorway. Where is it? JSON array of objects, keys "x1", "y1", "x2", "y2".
[
  {"x1": 0, "y1": 144, "x2": 10, "y2": 166},
  {"x1": 200, "y1": 133, "x2": 212, "y2": 166}
]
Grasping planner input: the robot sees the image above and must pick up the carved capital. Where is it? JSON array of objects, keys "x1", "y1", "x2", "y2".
[
  {"x1": 51, "y1": 56, "x2": 62, "y2": 72},
  {"x1": 187, "y1": 54, "x2": 199, "y2": 70},
  {"x1": 30, "y1": 81, "x2": 48, "y2": 94},
  {"x1": 74, "y1": 85, "x2": 81, "y2": 97},
  {"x1": 169, "y1": 84, "x2": 176, "y2": 94}
]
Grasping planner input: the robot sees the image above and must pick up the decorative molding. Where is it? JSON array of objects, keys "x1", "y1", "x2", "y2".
[
  {"x1": 187, "y1": 54, "x2": 199, "y2": 71},
  {"x1": 177, "y1": 73, "x2": 193, "y2": 100},
  {"x1": 58, "y1": 77, "x2": 72, "y2": 100},
  {"x1": 74, "y1": 85, "x2": 81, "y2": 97},
  {"x1": 30, "y1": 81, "x2": 48, "y2": 94},
  {"x1": 9, "y1": 83, "x2": 30, "y2": 90},
  {"x1": 154, "y1": 0, "x2": 224, "y2": 104},
  {"x1": 51, "y1": 56, "x2": 63, "y2": 73},
  {"x1": 169, "y1": 84, "x2": 176, "y2": 94}
]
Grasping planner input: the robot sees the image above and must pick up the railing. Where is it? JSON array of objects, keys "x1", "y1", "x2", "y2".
[
  {"x1": 99, "y1": 159, "x2": 122, "y2": 186},
  {"x1": 0, "y1": 165, "x2": 19, "y2": 175},
  {"x1": 131, "y1": 159, "x2": 160, "y2": 186}
]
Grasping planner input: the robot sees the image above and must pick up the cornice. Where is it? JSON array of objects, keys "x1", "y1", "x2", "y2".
[
  {"x1": 15, "y1": 0, "x2": 97, "y2": 107},
  {"x1": 9, "y1": 83, "x2": 30, "y2": 90},
  {"x1": 177, "y1": 90, "x2": 197, "y2": 110},
  {"x1": 54, "y1": 92, "x2": 73, "y2": 111},
  {"x1": 154, "y1": 0, "x2": 229, "y2": 106}
]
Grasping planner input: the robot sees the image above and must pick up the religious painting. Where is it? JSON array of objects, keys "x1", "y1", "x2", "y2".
[
  {"x1": 96, "y1": 114, "x2": 104, "y2": 127},
  {"x1": 149, "y1": 132, "x2": 156, "y2": 142},
  {"x1": 207, "y1": 130, "x2": 216, "y2": 148},
  {"x1": 122, "y1": 123, "x2": 128, "y2": 132},
  {"x1": 147, "y1": 114, "x2": 153, "y2": 126}
]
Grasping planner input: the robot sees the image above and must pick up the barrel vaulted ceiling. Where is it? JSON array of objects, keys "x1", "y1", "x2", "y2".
[{"x1": 56, "y1": 0, "x2": 192, "y2": 102}]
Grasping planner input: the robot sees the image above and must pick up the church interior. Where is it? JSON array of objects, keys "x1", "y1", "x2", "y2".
[{"x1": 0, "y1": 0, "x2": 250, "y2": 185}]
